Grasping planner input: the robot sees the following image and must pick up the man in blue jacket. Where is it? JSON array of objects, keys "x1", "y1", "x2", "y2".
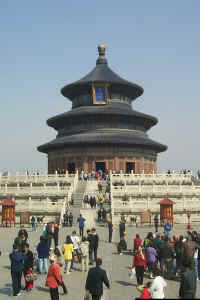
[
  {"x1": 9, "y1": 244, "x2": 26, "y2": 296},
  {"x1": 77, "y1": 214, "x2": 86, "y2": 237}
]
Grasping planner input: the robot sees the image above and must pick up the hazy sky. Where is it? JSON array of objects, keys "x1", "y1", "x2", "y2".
[{"x1": 0, "y1": 1, "x2": 200, "y2": 174}]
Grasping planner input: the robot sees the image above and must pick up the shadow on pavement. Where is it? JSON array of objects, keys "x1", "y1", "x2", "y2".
[
  {"x1": 36, "y1": 286, "x2": 49, "y2": 293},
  {"x1": 115, "y1": 280, "x2": 136, "y2": 287}
]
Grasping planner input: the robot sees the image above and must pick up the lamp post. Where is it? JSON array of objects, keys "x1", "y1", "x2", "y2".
[{"x1": 186, "y1": 210, "x2": 191, "y2": 230}]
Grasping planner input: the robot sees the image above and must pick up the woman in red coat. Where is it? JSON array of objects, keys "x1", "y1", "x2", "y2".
[
  {"x1": 132, "y1": 246, "x2": 147, "y2": 288},
  {"x1": 46, "y1": 254, "x2": 62, "y2": 300}
]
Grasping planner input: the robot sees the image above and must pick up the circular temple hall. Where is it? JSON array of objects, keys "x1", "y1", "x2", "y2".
[{"x1": 38, "y1": 45, "x2": 167, "y2": 174}]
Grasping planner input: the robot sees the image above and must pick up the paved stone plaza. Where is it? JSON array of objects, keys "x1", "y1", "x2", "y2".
[{"x1": 0, "y1": 223, "x2": 200, "y2": 300}]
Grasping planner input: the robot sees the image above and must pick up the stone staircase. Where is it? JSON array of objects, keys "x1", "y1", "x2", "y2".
[{"x1": 70, "y1": 181, "x2": 87, "y2": 221}]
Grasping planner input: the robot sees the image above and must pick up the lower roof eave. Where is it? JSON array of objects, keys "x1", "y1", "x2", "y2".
[{"x1": 37, "y1": 141, "x2": 167, "y2": 154}]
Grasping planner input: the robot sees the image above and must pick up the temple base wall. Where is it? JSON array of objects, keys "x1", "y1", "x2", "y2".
[{"x1": 47, "y1": 146, "x2": 157, "y2": 174}]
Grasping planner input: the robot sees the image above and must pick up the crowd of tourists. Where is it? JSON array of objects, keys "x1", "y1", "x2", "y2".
[
  {"x1": 9, "y1": 217, "x2": 110, "y2": 300},
  {"x1": 116, "y1": 215, "x2": 200, "y2": 299},
  {"x1": 80, "y1": 169, "x2": 110, "y2": 181}
]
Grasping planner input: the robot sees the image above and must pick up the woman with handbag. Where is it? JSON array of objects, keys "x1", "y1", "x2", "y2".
[{"x1": 132, "y1": 246, "x2": 147, "y2": 289}]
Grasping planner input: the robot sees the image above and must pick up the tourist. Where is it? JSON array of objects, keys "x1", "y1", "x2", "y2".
[
  {"x1": 63, "y1": 235, "x2": 74, "y2": 275},
  {"x1": 134, "y1": 234, "x2": 142, "y2": 252},
  {"x1": 71, "y1": 231, "x2": 80, "y2": 270},
  {"x1": 31, "y1": 216, "x2": 36, "y2": 232},
  {"x1": 88, "y1": 228, "x2": 99, "y2": 264},
  {"x1": 132, "y1": 245, "x2": 147, "y2": 289},
  {"x1": 98, "y1": 209, "x2": 102, "y2": 222},
  {"x1": 54, "y1": 246, "x2": 68, "y2": 295},
  {"x1": 85, "y1": 257, "x2": 110, "y2": 300},
  {"x1": 53, "y1": 223, "x2": 59, "y2": 249},
  {"x1": 23, "y1": 243, "x2": 34, "y2": 292},
  {"x1": 174, "y1": 235, "x2": 184, "y2": 275},
  {"x1": 181, "y1": 235, "x2": 200, "y2": 268},
  {"x1": 139, "y1": 282, "x2": 151, "y2": 299},
  {"x1": 143, "y1": 232, "x2": 153, "y2": 249},
  {"x1": 154, "y1": 214, "x2": 159, "y2": 233},
  {"x1": 119, "y1": 220, "x2": 125, "y2": 239},
  {"x1": 18, "y1": 225, "x2": 28, "y2": 240},
  {"x1": 46, "y1": 253, "x2": 62, "y2": 300},
  {"x1": 179, "y1": 257, "x2": 196, "y2": 299},
  {"x1": 146, "y1": 240, "x2": 157, "y2": 279},
  {"x1": 42, "y1": 223, "x2": 48, "y2": 239},
  {"x1": 46, "y1": 222, "x2": 55, "y2": 249},
  {"x1": 77, "y1": 214, "x2": 86, "y2": 238},
  {"x1": 159, "y1": 236, "x2": 175, "y2": 279},
  {"x1": 69, "y1": 212, "x2": 73, "y2": 227},
  {"x1": 149, "y1": 269, "x2": 167, "y2": 299},
  {"x1": 98, "y1": 182, "x2": 102, "y2": 192},
  {"x1": 63, "y1": 212, "x2": 68, "y2": 227},
  {"x1": 107, "y1": 218, "x2": 113, "y2": 243},
  {"x1": 153, "y1": 234, "x2": 164, "y2": 269},
  {"x1": 117, "y1": 236, "x2": 127, "y2": 254},
  {"x1": 164, "y1": 220, "x2": 171, "y2": 237},
  {"x1": 9, "y1": 244, "x2": 25, "y2": 296},
  {"x1": 37, "y1": 235, "x2": 49, "y2": 274},
  {"x1": 14, "y1": 233, "x2": 27, "y2": 252},
  {"x1": 79, "y1": 236, "x2": 89, "y2": 272}
]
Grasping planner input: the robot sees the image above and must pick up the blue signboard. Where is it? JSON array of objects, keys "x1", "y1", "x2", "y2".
[{"x1": 95, "y1": 86, "x2": 106, "y2": 102}]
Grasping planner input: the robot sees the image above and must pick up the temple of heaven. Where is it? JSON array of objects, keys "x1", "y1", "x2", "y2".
[{"x1": 37, "y1": 45, "x2": 167, "y2": 174}]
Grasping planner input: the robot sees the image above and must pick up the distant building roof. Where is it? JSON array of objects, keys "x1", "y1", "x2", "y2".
[
  {"x1": 159, "y1": 198, "x2": 175, "y2": 205},
  {"x1": 0, "y1": 198, "x2": 16, "y2": 206},
  {"x1": 61, "y1": 46, "x2": 143, "y2": 101}
]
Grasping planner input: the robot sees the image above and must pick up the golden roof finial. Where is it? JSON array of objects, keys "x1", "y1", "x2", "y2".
[{"x1": 98, "y1": 44, "x2": 106, "y2": 58}]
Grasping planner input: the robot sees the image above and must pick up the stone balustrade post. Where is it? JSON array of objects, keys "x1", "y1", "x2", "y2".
[
  {"x1": 28, "y1": 196, "x2": 32, "y2": 210},
  {"x1": 57, "y1": 182, "x2": 60, "y2": 192}
]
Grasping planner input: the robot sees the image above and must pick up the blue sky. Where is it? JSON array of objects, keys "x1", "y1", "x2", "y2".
[{"x1": 0, "y1": 1, "x2": 200, "y2": 174}]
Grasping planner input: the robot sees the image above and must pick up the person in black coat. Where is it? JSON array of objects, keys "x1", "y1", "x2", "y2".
[
  {"x1": 88, "y1": 228, "x2": 99, "y2": 265},
  {"x1": 23, "y1": 243, "x2": 34, "y2": 291},
  {"x1": 69, "y1": 212, "x2": 73, "y2": 227},
  {"x1": 154, "y1": 214, "x2": 159, "y2": 233},
  {"x1": 53, "y1": 224, "x2": 59, "y2": 248},
  {"x1": 107, "y1": 219, "x2": 113, "y2": 243},
  {"x1": 85, "y1": 258, "x2": 110, "y2": 300},
  {"x1": 179, "y1": 258, "x2": 196, "y2": 299},
  {"x1": 119, "y1": 220, "x2": 125, "y2": 238}
]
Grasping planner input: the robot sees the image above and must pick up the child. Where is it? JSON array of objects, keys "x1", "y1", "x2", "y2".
[{"x1": 140, "y1": 282, "x2": 151, "y2": 299}]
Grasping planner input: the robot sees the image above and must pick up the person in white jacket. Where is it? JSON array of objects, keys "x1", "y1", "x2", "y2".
[{"x1": 149, "y1": 269, "x2": 167, "y2": 299}]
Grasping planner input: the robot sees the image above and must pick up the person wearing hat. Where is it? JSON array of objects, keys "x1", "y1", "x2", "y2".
[{"x1": 46, "y1": 253, "x2": 62, "y2": 300}]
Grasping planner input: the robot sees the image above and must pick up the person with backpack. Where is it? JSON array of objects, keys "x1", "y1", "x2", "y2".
[{"x1": 79, "y1": 236, "x2": 89, "y2": 272}]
